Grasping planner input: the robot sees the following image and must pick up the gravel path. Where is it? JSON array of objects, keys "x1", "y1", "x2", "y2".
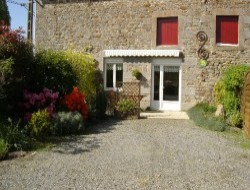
[{"x1": 0, "y1": 119, "x2": 250, "y2": 190}]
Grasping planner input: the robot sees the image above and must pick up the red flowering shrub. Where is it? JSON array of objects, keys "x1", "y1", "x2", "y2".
[
  {"x1": 0, "y1": 21, "x2": 25, "y2": 55},
  {"x1": 62, "y1": 87, "x2": 88, "y2": 120}
]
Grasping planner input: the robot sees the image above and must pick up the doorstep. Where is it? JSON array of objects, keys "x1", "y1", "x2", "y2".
[{"x1": 140, "y1": 111, "x2": 189, "y2": 120}]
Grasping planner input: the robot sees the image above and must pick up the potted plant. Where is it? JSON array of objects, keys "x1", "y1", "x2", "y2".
[
  {"x1": 132, "y1": 69, "x2": 142, "y2": 80},
  {"x1": 115, "y1": 99, "x2": 138, "y2": 119}
]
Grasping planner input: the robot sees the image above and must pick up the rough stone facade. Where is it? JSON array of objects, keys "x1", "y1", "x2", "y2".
[{"x1": 36, "y1": 0, "x2": 250, "y2": 110}]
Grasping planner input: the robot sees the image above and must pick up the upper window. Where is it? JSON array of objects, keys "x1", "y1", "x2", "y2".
[
  {"x1": 157, "y1": 17, "x2": 178, "y2": 46},
  {"x1": 105, "y1": 63, "x2": 123, "y2": 89},
  {"x1": 216, "y1": 16, "x2": 239, "y2": 45}
]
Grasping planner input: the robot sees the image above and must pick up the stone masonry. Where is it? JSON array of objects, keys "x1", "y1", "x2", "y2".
[{"x1": 36, "y1": 0, "x2": 250, "y2": 110}]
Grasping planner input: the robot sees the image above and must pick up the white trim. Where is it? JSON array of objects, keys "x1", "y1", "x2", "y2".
[
  {"x1": 216, "y1": 43, "x2": 239, "y2": 47},
  {"x1": 151, "y1": 64, "x2": 181, "y2": 111},
  {"x1": 104, "y1": 62, "x2": 123, "y2": 91},
  {"x1": 104, "y1": 49, "x2": 180, "y2": 57}
]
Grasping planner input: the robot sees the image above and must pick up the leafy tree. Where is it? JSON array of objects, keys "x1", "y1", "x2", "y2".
[{"x1": 0, "y1": 0, "x2": 10, "y2": 25}]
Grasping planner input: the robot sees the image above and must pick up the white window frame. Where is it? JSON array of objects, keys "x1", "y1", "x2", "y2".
[{"x1": 104, "y1": 58, "x2": 123, "y2": 91}]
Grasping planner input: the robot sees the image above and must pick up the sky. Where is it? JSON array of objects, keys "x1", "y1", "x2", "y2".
[{"x1": 7, "y1": 0, "x2": 31, "y2": 37}]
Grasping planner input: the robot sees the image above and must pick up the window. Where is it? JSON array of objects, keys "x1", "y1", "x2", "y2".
[
  {"x1": 105, "y1": 63, "x2": 123, "y2": 89},
  {"x1": 157, "y1": 17, "x2": 178, "y2": 46},
  {"x1": 216, "y1": 16, "x2": 238, "y2": 45}
]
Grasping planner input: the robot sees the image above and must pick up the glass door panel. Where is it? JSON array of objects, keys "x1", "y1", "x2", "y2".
[
  {"x1": 163, "y1": 66, "x2": 179, "y2": 101},
  {"x1": 153, "y1": 66, "x2": 160, "y2": 101}
]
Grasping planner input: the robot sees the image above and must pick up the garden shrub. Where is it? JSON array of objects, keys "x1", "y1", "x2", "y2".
[
  {"x1": 0, "y1": 58, "x2": 13, "y2": 100},
  {"x1": 0, "y1": 117, "x2": 31, "y2": 152},
  {"x1": 187, "y1": 103, "x2": 228, "y2": 132},
  {"x1": 116, "y1": 99, "x2": 137, "y2": 113},
  {"x1": 27, "y1": 109, "x2": 52, "y2": 138},
  {"x1": 0, "y1": 138, "x2": 7, "y2": 159},
  {"x1": 33, "y1": 49, "x2": 77, "y2": 96},
  {"x1": 95, "y1": 87, "x2": 107, "y2": 119},
  {"x1": 22, "y1": 88, "x2": 59, "y2": 121},
  {"x1": 62, "y1": 49, "x2": 97, "y2": 104},
  {"x1": 52, "y1": 111, "x2": 85, "y2": 135},
  {"x1": 62, "y1": 87, "x2": 88, "y2": 120},
  {"x1": 0, "y1": 23, "x2": 34, "y2": 115},
  {"x1": 214, "y1": 65, "x2": 250, "y2": 127},
  {"x1": 116, "y1": 99, "x2": 138, "y2": 119}
]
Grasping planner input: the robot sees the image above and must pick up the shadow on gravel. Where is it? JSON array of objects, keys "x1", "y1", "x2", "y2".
[
  {"x1": 84, "y1": 118, "x2": 122, "y2": 135},
  {"x1": 51, "y1": 118, "x2": 122, "y2": 155},
  {"x1": 52, "y1": 136, "x2": 101, "y2": 155}
]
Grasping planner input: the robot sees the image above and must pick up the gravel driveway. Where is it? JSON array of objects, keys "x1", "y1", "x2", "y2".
[{"x1": 0, "y1": 119, "x2": 250, "y2": 190}]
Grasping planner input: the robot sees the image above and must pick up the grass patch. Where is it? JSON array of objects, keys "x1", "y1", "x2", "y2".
[
  {"x1": 0, "y1": 138, "x2": 8, "y2": 159},
  {"x1": 187, "y1": 103, "x2": 229, "y2": 132},
  {"x1": 223, "y1": 130, "x2": 250, "y2": 150}
]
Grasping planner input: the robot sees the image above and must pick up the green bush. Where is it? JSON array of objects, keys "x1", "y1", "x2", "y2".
[
  {"x1": 52, "y1": 111, "x2": 85, "y2": 135},
  {"x1": 63, "y1": 49, "x2": 97, "y2": 102},
  {"x1": 0, "y1": 25, "x2": 34, "y2": 115},
  {"x1": 229, "y1": 112, "x2": 243, "y2": 128},
  {"x1": 27, "y1": 109, "x2": 52, "y2": 138},
  {"x1": 116, "y1": 99, "x2": 138, "y2": 119},
  {"x1": 33, "y1": 50, "x2": 77, "y2": 95},
  {"x1": 214, "y1": 65, "x2": 250, "y2": 127},
  {"x1": 0, "y1": 58, "x2": 13, "y2": 100},
  {"x1": 187, "y1": 103, "x2": 228, "y2": 132},
  {"x1": 95, "y1": 87, "x2": 107, "y2": 119},
  {"x1": 0, "y1": 117, "x2": 31, "y2": 152},
  {"x1": 0, "y1": 138, "x2": 8, "y2": 160},
  {"x1": 116, "y1": 99, "x2": 137, "y2": 113}
]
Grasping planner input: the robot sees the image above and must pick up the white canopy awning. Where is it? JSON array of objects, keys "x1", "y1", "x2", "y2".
[{"x1": 104, "y1": 49, "x2": 180, "y2": 57}]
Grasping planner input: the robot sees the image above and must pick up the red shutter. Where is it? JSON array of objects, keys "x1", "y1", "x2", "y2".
[
  {"x1": 216, "y1": 16, "x2": 238, "y2": 44},
  {"x1": 157, "y1": 17, "x2": 178, "y2": 45}
]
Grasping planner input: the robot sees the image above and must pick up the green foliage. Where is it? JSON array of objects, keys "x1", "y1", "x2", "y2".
[
  {"x1": 229, "y1": 112, "x2": 243, "y2": 128},
  {"x1": 52, "y1": 111, "x2": 85, "y2": 135},
  {"x1": 187, "y1": 103, "x2": 229, "y2": 132},
  {"x1": 0, "y1": 25, "x2": 34, "y2": 115},
  {"x1": 27, "y1": 109, "x2": 52, "y2": 138},
  {"x1": 116, "y1": 99, "x2": 137, "y2": 113},
  {"x1": 132, "y1": 69, "x2": 142, "y2": 79},
  {"x1": 95, "y1": 87, "x2": 107, "y2": 119},
  {"x1": 33, "y1": 50, "x2": 77, "y2": 95},
  {"x1": 0, "y1": 117, "x2": 31, "y2": 152},
  {"x1": 0, "y1": 1, "x2": 10, "y2": 25},
  {"x1": 0, "y1": 58, "x2": 13, "y2": 100},
  {"x1": 214, "y1": 65, "x2": 250, "y2": 127},
  {"x1": 0, "y1": 138, "x2": 7, "y2": 159},
  {"x1": 62, "y1": 49, "x2": 97, "y2": 104}
]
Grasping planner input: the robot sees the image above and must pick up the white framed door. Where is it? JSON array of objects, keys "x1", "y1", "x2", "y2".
[{"x1": 151, "y1": 64, "x2": 181, "y2": 111}]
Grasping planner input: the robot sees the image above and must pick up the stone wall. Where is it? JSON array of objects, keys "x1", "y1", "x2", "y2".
[{"x1": 36, "y1": 0, "x2": 250, "y2": 110}]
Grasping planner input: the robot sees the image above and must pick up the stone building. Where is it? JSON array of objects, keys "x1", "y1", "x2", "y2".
[{"x1": 36, "y1": 0, "x2": 250, "y2": 111}]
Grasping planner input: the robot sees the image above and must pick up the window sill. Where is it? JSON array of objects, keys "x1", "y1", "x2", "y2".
[
  {"x1": 216, "y1": 43, "x2": 239, "y2": 47},
  {"x1": 155, "y1": 45, "x2": 180, "y2": 50},
  {"x1": 215, "y1": 43, "x2": 242, "y2": 51}
]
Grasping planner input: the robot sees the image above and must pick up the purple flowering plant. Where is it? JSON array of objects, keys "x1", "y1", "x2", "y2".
[{"x1": 22, "y1": 88, "x2": 59, "y2": 121}]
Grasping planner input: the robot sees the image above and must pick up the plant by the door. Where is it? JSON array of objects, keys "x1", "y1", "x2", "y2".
[{"x1": 132, "y1": 69, "x2": 142, "y2": 80}]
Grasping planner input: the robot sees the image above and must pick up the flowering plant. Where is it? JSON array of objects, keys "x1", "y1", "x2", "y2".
[
  {"x1": 22, "y1": 88, "x2": 59, "y2": 120},
  {"x1": 0, "y1": 20, "x2": 25, "y2": 54},
  {"x1": 62, "y1": 87, "x2": 88, "y2": 120}
]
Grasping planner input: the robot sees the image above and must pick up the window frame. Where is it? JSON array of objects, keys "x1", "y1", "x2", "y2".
[
  {"x1": 104, "y1": 62, "x2": 123, "y2": 91},
  {"x1": 216, "y1": 15, "x2": 239, "y2": 46}
]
